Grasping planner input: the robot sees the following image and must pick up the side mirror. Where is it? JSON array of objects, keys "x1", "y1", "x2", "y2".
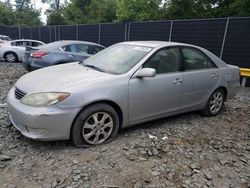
[{"x1": 136, "y1": 68, "x2": 156, "y2": 78}]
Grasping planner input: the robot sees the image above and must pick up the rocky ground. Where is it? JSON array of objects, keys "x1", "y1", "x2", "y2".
[{"x1": 0, "y1": 62, "x2": 249, "y2": 188}]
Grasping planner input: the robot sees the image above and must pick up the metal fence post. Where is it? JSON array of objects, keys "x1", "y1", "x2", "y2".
[
  {"x1": 39, "y1": 26, "x2": 41, "y2": 41},
  {"x1": 18, "y1": 26, "x2": 21, "y2": 39},
  {"x1": 124, "y1": 23, "x2": 127, "y2": 41},
  {"x1": 76, "y1": 24, "x2": 79, "y2": 40},
  {"x1": 29, "y1": 27, "x2": 32, "y2": 39},
  {"x1": 127, "y1": 22, "x2": 131, "y2": 41},
  {"x1": 58, "y1": 26, "x2": 61, "y2": 40},
  {"x1": 220, "y1": 18, "x2": 230, "y2": 59},
  {"x1": 54, "y1": 26, "x2": 57, "y2": 41},
  {"x1": 49, "y1": 26, "x2": 52, "y2": 42},
  {"x1": 98, "y1": 24, "x2": 101, "y2": 44},
  {"x1": 169, "y1": 20, "x2": 173, "y2": 42}
]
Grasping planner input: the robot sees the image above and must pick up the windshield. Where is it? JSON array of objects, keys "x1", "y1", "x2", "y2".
[{"x1": 82, "y1": 44, "x2": 152, "y2": 74}]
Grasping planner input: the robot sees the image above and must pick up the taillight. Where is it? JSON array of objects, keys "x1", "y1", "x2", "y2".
[{"x1": 30, "y1": 51, "x2": 48, "y2": 58}]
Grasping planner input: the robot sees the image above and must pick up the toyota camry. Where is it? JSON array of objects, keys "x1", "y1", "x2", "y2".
[{"x1": 7, "y1": 41, "x2": 240, "y2": 147}]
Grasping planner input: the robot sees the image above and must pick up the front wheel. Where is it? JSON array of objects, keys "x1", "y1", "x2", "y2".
[
  {"x1": 203, "y1": 88, "x2": 225, "y2": 116},
  {"x1": 71, "y1": 103, "x2": 120, "y2": 147}
]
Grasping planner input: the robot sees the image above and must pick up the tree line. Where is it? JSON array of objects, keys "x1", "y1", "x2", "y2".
[{"x1": 0, "y1": 0, "x2": 249, "y2": 26}]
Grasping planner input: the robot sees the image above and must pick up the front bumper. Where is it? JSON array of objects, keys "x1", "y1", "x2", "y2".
[{"x1": 7, "y1": 87, "x2": 81, "y2": 141}]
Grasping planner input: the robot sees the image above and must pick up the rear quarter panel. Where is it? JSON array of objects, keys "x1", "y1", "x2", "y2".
[{"x1": 220, "y1": 65, "x2": 240, "y2": 99}]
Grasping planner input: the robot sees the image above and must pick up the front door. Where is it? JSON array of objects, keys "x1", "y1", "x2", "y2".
[{"x1": 129, "y1": 47, "x2": 183, "y2": 123}]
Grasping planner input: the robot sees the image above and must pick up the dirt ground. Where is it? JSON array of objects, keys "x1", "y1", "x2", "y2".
[{"x1": 0, "y1": 62, "x2": 249, "y2": 188}]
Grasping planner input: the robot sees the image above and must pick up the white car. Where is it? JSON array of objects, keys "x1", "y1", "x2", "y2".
[
  {"x1": 0, "y1": 39, "x2": 45, "y2": 63},
  {"x1": 0, "y1": 34, "x2": 11, "y2": 41}
]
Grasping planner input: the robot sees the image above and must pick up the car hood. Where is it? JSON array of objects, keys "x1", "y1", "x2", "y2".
[{"x1": 16, "y1": 62, "x2": 114, "y2": 93}]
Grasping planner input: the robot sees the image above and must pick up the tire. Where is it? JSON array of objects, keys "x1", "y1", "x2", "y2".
[
  {"x1": 71, "y1": 103, "x2": 120, "y2": 147},
  {"x1": 4, "y1": 52, "x2": 18, "y2": 63},
  {"x1": 203, "y1": 88, "x2": 225, "y2": 116}
]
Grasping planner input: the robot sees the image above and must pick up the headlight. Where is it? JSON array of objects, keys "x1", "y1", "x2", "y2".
[{"x1": 20, "y1": 92, "x2": 70, "y2": 107}]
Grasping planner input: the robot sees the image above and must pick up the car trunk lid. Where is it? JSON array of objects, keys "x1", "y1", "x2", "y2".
[{"x1": 23, "y1": 46, "x2": 40, "y2": 61}]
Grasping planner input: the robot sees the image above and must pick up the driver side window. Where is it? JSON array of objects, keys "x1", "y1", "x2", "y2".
[{"x1": 143, "y1": 47, "x2": 180, "y2": 74}]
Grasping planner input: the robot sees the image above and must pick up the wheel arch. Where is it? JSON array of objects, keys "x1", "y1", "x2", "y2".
[
  {"x1": 4, "y1": 51, "x2": 18, "y2": 58},
  {"x1": 70, "y1": 100, "x2": 124, "y2": 138},
  {"x1": 215, "y1": 86, "x2": 228, "y2": 100}
]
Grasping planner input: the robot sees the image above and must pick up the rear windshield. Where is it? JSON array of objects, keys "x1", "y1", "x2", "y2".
[{"x1": 38, "y1": 41, "x2": 62, "y2": 49}]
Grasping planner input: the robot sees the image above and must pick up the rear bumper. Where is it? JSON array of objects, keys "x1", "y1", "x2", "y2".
[{"x1": 22, "y1": 58, "x2": 48, "y2": 71}]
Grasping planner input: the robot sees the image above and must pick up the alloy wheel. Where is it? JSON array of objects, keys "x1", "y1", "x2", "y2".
[
  {"x1": 82, "y1": 112, "x2": 114, "y2": 145},
  {"x1": 209, "y1": 91, "x2": 223, "y2": 114},
  {"x1": 6, "y1": 53, "x2": 16, "y2": 63}
]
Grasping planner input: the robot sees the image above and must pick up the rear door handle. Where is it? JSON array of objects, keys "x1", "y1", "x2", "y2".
[
  {"x1": 173, "y1": 78, "x2": 183, "y2": 84},
  {"x1": 68, "y1": 55, "x2": 74, "y2": 59}
]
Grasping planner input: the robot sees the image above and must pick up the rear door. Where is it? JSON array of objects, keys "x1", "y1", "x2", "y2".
[
  {"x1": 11, "y1": 41, "x2": 26, "y2": 60},
  {"x1": 180, "y1": 47, "x2": 221, "y2": 110}
]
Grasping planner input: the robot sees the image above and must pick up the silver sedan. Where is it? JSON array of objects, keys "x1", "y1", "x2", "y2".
[{"x1": 7, "y1": 41, "x2": 240, "y2": 147}]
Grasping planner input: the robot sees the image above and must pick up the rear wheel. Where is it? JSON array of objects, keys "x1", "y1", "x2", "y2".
[
  {"x1": 5, "y1": 52, "x2": 18, "y2": 63},
  {"x1": 203, "y1": 88, "x2": 225, "y2": 116},
  {"x1": 71, "y1": 103, "x2": 119, "y2": 147}
]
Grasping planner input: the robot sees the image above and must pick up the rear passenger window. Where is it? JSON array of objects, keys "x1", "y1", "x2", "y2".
[
  {"x1": 22, "y1": 41, "x2": 30, "y2": 47},
  {"x1": 91, "y1": 46, "x2": 104, "y2": 54},
  {"x1": 13, "y1": 41, "x2": 23, "y2": 46},
  {"x1": 182, "y1": 47, "x2": 216, "y2": 70},
  {"x1": 62, "y1": 44, "x2": 90, "y2": 54},
  {"x1": 32, "y1": 42, "x2": 42, "y2": 47}
]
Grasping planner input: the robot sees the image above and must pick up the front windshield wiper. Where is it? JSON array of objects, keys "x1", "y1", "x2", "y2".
[
  {"x1": 79, "y1": 60, "x2": 118, "y2": 75},
  {"x1": 83, "y1": 64, "x2": 106, "y2": 73}
]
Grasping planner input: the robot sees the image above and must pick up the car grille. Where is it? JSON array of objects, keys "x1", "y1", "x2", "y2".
[{"x1": 15, "y1": 88, "x2": 27, "y2": 100}]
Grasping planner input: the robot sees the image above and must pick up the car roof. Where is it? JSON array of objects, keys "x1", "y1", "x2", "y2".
[
  {"x1": 37, "y1": 40, "x2": 105, "y2": 51},
  {"x1": 11, "y1": 39, "x2": 44, "y2": 43},
  {"x1": 52, "y1": 40, "x2": 104, "y2": 47},
  {"x1": 0, "y1": 34, "x2": 10, "y2": 37},
  {"x1": 121, "y1": 41, "x2": 228, "y2": 68},
  {"x1": 120, "y1": 41, "x2": 198, "y2": 48}
]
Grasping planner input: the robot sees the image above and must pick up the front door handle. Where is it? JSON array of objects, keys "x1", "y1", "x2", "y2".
[
  {"x1": 211, "y1": 73, "x2": 219, "y2": 78},
  {"x1": 173, "y1": 78, "x2": 183, "y2": 84}
]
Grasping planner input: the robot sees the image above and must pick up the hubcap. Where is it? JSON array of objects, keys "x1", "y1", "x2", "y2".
[
  {"x1": 82, "y1": 112, "x2": 113, "y2": 145},
  {"x1": 6, "y1": 54, "x2": 15, "y2": 62},
  {"x1": 209, "y1": 91, "x2": 223, "y2": 114}
]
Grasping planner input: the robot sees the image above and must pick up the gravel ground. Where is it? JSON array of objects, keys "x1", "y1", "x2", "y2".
[{"x1": 0, "y1": 62, "x2": 249, "y2": 188}]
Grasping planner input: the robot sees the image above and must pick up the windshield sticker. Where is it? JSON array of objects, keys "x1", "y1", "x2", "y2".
[{"x1": 134, "y1": 47, "x2": 152, "y2": 52}]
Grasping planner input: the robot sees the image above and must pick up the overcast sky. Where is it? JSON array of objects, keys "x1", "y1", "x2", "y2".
[
  {"x1": 32, "y1": 0, "x2": 50, "y2": 23},
  {"x1": 1, "y1": 0, "x2": 50, "y2": 24}
]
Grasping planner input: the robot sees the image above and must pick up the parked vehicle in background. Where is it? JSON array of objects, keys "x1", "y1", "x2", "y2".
[
  {"x1": 22, "y1": 40, "x2": 105, "y2": 71},
  {"x1": 0, "y1": 39, "x2": 45, "y2": 63},
  {"x1": 7, "y1": 41, "x2": 240, "y2": 147},
  {"x1": 0, "y1": 34, "x2": 11, "y2": 41}
]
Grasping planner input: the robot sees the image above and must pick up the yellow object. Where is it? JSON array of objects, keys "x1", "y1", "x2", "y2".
[
  {"x1": 240, "y1": 68, "x2": 250, "y2": 77},
  {"x1": 240, "y1": 68, "x2": 250, "y2": 87}
]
